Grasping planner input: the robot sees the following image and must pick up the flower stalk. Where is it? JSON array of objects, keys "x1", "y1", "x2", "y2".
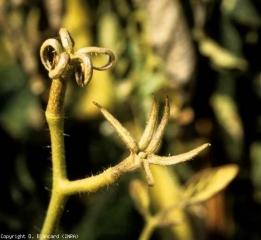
[
  {"x1": 39, "y1": 28, "x2": 116, "y2": 237},
  {"x1": 39, "y1": 28, "x2": 209, "y2": 238}
]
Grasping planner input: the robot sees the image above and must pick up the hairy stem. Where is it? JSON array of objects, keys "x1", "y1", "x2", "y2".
[
  {"x1": 39, "y1": 60, "x2": 209, "y2": 239},
  {"x1": 40, "y1": 191, "x2": 68, "y2": 236},
  {"x1": 46, "y1": 77, "x2": 68, "y2": 116},
  {"x1": 61, "y1": 156, "x2": 136, "y2": 195},
  {"x1": 40, "y1": 77, "x2": 68, "y2": 238},
  {"x1": 40, "y1": 76, "x2": 137, "y2": 236}
]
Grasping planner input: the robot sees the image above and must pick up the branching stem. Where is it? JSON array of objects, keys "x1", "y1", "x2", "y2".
[
  {"x1": 39, "y1": 28, "x2": 209, "y2": 239},
  {"x1": 139, "y1": 221, "x2": 156, "y2": 240}
]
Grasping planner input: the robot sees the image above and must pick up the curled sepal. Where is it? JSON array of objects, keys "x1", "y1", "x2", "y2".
[
  {"x1": 48, "y1": 52, "x2": 70, "y2": 79},
  {"x1": 40, "y1": 38, "x2": 64, "y2": 72},
  {"x1": 40, "y1": 28, "x2": 115, "y2": 85},
  {"x1": 59, "y1": 28, "x2": 75, "y2": 54},
  {"x1": 71, "y1": 53, "x2": 93, "y2": 87},
  {"x1": 76, "y1": 47, "x2": 115, "y2": 70}
]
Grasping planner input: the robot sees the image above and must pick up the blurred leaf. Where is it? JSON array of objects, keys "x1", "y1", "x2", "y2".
[
  {"x1": 222, "y1": 0, "x2": 261, "y2": 27},
  {"x1": 132, "y1": 0, "x2": 195, "y2": 86},
  {"x1": 149, "y1": 165, "x2": 193, "y2": 240},
  {"x1": 98, "y1": 10, "x2": 124, "y2": 52},
  {"x1": 0, "y1": 61, "x2": 43, "y2": 138},
  {"x1": 43, "y1": 0, "x2": 63, "y2": 30},
  {"x1": 250, "y1": 142, "x2": 261, "y2": 201},
  {"x1": 181, "y1": 164, "x2": 239, "y2": 205},
  {"x1": 129, "y1": 179, "x2": 150, "y2": 218},
  {"x1": 195, "y1": 31, "x2": 248, "y2": 70},
  {"x1": 211, "y1": 95, "x2": 241, "y2": 137},
  {"x1": 210, "y1": 94, "x2": 244, "y2": 161},
  {"x1": 62, "y1": 0, "x2": 116, "y2": 119},
  {"x1": 62, "y1": 0, "x2": 92, "y2": 48},
  {"x1": 0, "y1": 87, "x2": 42, "y2": 139},
  {"x1": 73, "y1": 68, "x2": 115, "y2": 119}
]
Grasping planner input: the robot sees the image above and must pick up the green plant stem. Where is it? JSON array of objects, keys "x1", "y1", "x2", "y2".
[
  {"x1": 40, "y1": 76, "x2": 135, "y2": 237},
  {"x1": 139, "y1": 220, "x2": 156, "y2": 240},
  {"x1": 40, "y1": 192, "x2": 68, "y2": 237},
  {"x1": 61, "y1": 156, "x2": 135, "y2": 194},
  {"x1": 39, "y1": 71, "x2": 209, "y2": 239},
  {"x1": 40, "y1": 77, "x2": 68, "y2": 238}
]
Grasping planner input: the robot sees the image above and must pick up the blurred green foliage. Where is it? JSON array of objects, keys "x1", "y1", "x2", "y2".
[{"x1": 1, "y1": 0, "x2": 261, "y2": 239}]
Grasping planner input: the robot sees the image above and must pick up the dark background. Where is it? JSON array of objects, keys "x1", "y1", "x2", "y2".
[{"x1": 0, "y1": 0, "x2": 261, "y2": 239}]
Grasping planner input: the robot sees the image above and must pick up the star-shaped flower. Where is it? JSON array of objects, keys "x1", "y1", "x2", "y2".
[
  {"x1": 40, "y1": 28, "x2": 115, "y2": 87},
  {"x1": 94, "y1": 95, "x2": 210, "y2": 186}
]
